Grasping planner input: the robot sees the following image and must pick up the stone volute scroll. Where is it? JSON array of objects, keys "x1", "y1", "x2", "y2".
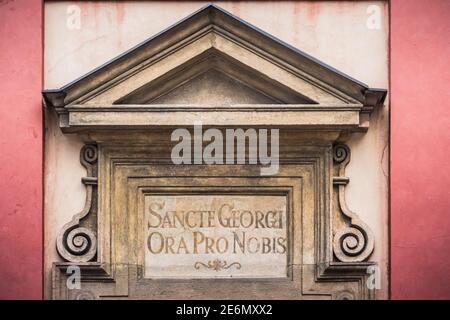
[
  {"x1": 56, "y1": 144, "x2": 98, "y2": 263},
  {"x1": 332, "y1": 144, "x2": 375, "y2": 262}
]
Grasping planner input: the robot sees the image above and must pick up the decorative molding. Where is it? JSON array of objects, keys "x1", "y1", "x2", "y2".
[
  {"x1": 194, "y1": 259, "x2": 242, "y2": 272},
  {"x1": 332, "y1": 144, "x2": 375, "y2": 263},
  {"x1": 50, "y1": 142, "x2": 378, "y2": 299},
  {"x1": 56, "y1": 144, "x2": 98, "y2": 263}
]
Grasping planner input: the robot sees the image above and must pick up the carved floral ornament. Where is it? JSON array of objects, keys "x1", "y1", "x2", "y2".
[
  {"x1": 43, "y1": 4, "x2": 386, "y2": 299},
  {"x1": 194, "y1": 259, "x2": 242, "y2": 272}
]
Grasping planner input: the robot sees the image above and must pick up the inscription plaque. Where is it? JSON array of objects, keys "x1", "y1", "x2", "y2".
[{"x1": 144, "y1": 195, "x2": 288, "y2": 278}]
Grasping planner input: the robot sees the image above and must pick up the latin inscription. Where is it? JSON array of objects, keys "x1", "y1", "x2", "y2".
[{"x1": 144, "y1": 195, "x2": 288, "y2": 278}]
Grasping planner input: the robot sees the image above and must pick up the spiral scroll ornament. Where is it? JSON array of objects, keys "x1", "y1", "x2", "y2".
[
  {"x1": 63, "y1": 226, "x2": 97, "y2": 259},
  {"x1": 80, "y1": 144, "x2": 98, "y2": 167},
  {"x1": 332, "y1": 144, "x2": 350, "y2": 165},
  {"x1": 333, "y1": 226, "x2": 371, "y2": 262},
  {"x1": 332, "y1": 144, "x2": 374, "y2": 263},
  {"x1": 56, "y1": 144, "x2": 98, "y2": 263}
]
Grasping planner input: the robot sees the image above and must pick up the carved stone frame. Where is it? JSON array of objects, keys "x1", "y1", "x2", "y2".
[{"x1": 52, "y1": 133, "x2": 375, "y2": 300}]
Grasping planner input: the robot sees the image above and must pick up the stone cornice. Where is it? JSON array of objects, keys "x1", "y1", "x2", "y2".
[{"x1": 42, "y1": 4, "x2": 386, "y2": 134}]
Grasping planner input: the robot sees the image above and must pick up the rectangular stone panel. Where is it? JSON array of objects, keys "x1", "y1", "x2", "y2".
[{"x1": 144, "y1": 194, "x2": 288, "y2": 279}]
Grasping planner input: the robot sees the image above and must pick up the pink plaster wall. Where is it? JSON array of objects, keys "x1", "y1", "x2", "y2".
[
  {"x1": 0, "y1": 0, "x2": 43, "y2": 299},
  {"x1": 391, "y1": 0, "x2": 450, "y2": 299}
]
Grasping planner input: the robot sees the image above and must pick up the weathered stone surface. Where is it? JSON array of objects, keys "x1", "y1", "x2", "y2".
[{"x1": 144, "y1": 195, "x2": 288, "y2": 278}]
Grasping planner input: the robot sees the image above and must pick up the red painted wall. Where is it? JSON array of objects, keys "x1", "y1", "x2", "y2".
[
  {"x1": 0, "y1": 0, "x2": 43, "y2": 299},
  {"x1": 391, "y1": 0, "x2": 450, "y2": 299}
]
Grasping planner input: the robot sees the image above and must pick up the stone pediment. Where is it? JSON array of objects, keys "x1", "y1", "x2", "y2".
[
  {"x1": 43, "y1": 4, "x2": 386, "y2": 132},
  {"x1": 144, "y1": 68, "x2": 282, "y2": 105}
]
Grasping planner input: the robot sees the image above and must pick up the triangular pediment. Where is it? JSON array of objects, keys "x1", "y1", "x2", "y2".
[
  {"x1": 43, "y1": 4, "x2": 386, "y2": 131},
  {"x1": 145, "y1": 69, "x2": 280, "y2": 105},
  {"x1": 114, "y1": 50, "x2": 316, "y2": 105}
]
